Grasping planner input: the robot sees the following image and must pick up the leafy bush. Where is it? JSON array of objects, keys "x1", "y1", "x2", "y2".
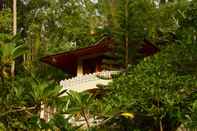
[
  {"x1": 0, "y1": 75, "x2": 70, "y2": 130},
  {"x1": 102, "y1": 42, "x2": 197, "y2": 131}
]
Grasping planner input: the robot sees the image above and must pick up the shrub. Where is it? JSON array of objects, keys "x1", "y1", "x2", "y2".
[{"x1": 103, "y1": 42, "x2": 197, "y2": 131}]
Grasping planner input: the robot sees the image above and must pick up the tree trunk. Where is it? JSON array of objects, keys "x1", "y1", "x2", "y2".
[
  {"x1": 160, "y1": 119, "x2": 163, "y2": 131},
  {"x1": 125, "y1": 0, "x2": 129, "y2": 71},
  {"x1": 11, "y1": 61, "x2": 15, "y2": 77},
  {"x1": 0, "y1": 0, "x2": 3, "y2": 10},
  {"x1": 13, "y1": 0, "x2": 17, "y2": 35},
  {"x1": 111, "y1": 0, "x2": 116, "y2": 23},
  {"x1": 12, "y1": 0, "x2": 17, "y2": 77}
]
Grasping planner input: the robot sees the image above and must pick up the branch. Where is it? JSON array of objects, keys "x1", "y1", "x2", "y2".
[{"x1": 0, "y1": 106, "x2": 37, "y2": 117}]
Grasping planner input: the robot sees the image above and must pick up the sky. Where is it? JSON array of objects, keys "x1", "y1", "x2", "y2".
[{"x1": 90, "y1": 0, "x2": 98, "y2": 4}]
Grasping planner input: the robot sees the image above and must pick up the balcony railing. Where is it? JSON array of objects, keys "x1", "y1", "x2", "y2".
[{"x1": 60, "y1": 70, "x2": 119, "y2": 93}]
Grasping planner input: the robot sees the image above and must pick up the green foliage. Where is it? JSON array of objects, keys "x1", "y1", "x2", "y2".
[
  {"x1": 0, "y1": 74, "x2": 72, "y2": 130},
  {"x1": 24, "y1": 114, "x2": 78, "y2": 130},
  {"x1": 19, "y1": 0, "x2": 104, "y2": 54},
  {"x1": 47, "y1": 114, "x2": 79, "y2": 131},
  {"x1": 62, "y1": 91, "x2": 96, "y2": 128},
  {"x1": 177, "y1": 0, "x2": 197, "y2": 45},
  {"x1": 101, "y1": 42, "x2": 197, "y2": 130},
  {"x1": 0, "y1": 0, "x2": 196, "y2": 130},
  {"x1": 0, "y1": 43, "x2": 26, "y2": 63},
  {"x1": 0, "y1": 35, "x2": 27, "y2": 78},
  {"x1": 0, "y1": 8, "x2": 12, "y2": 33},
  {"x1": 98, "y1": 0, "x2": 190, "y2": 65}
]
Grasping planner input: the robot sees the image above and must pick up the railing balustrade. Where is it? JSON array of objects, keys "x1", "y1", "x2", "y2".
[{"x1": 60, "y1": 70, "x2": 119, "y2": 92}]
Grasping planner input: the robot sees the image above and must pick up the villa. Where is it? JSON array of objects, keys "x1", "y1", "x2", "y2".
[
  {"x1": 40, "y1": 36, "x2": 158, "y2": 122},
  {"x1": 41, "y1": 37, "x2": 120, "y2": 93}
]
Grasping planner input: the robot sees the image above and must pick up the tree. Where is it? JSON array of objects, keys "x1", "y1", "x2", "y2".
[{"x1": 98, "y1": 0, "x2": 189, "y2": 67}]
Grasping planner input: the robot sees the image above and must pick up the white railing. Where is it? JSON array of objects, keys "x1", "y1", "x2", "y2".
[{"x1": 60, "y1": 70, "x2": 119, "y2": 93}]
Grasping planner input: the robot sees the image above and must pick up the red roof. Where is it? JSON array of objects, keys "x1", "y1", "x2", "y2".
[
  {"x1": 41, "y1": 37, "x2": 113, "y2": 74},
  {"x1": 41, "y1": 37, "x2": 159, "y2": 75}
]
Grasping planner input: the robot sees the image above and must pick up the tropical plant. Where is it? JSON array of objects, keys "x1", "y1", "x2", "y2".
[
  {"x1": 0, "y1": 73, "x2": 72, "y2": 130},
  {"x1": 62, "y1": 91, "x2": 96, "y2": 129},
  {"x1": 0, "y1": 39, "x2": 27, "y2": 78}
]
